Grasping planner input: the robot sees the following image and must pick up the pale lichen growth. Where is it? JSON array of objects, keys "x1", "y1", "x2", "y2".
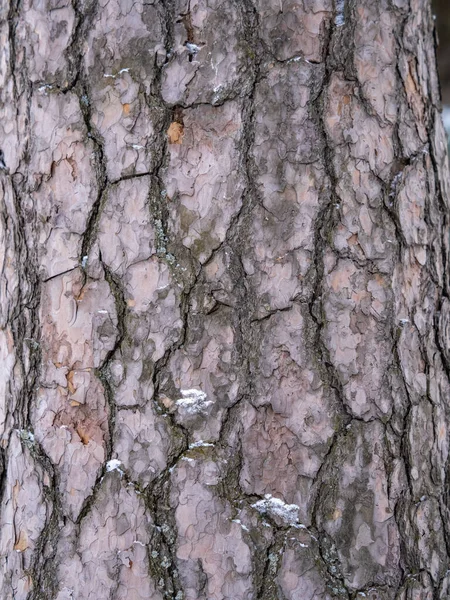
[
  {"x1": 175, "y1": 389, "x2": 212, "y2": 414},
  {"x1": 185, "y1": 42, "x2": 201, "y2": 56},
  {"x1": 189, "y1": 440, "x2": 215, "y2": 449},
  {"x1": 106, "y1": 459, "x2": 123, "y2": 474},
  {"x1": 232, "y1": 518, "x2": 249, "y2": 532},
  {"x1": 16, "y1": 429, "x2": 35, "y2": 445},
  {"x1": 252, "y1": 494, "x2": 299, "y2": 525}
]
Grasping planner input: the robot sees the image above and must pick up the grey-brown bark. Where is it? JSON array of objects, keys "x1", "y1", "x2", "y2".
[{"x1": 1, "y1": 0, "x2": 450, "y2": 599}]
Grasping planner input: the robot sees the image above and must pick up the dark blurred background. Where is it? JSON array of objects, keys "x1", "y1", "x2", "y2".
[
  {"x1": 434, "y1": 0, "x2": 450, "y2": 104},
  {"x1": 434, "y1": 0, "x2": 450, "y2": 140}
]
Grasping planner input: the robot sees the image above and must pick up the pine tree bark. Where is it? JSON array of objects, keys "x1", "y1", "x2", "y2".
[{"x1": 1, "y1": 0, "x2": 450, "y2": 598}]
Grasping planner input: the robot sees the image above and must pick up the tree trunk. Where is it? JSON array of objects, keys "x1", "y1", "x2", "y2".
[{"x1": 1, "y1": 0, "x2": 449, "y2": 598}]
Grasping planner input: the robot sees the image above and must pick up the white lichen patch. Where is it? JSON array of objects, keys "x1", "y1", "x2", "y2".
[
  {"x1": 38, "y1": 84, "x2": 53, "y2": 94},
  {"x1": 106, "y1": 459, "x2": 123, "y2": 474},
  {"x1": 232, "y1": 518, "x2": 249, "y2": 532},
  {"x1": 103, "y1": 68, "x2": 130, "y2": 79},
  {"x1": 185, "y1": 42, "x2": 201, "y2": 55},
  {"x1": 16, "y1": 429, "x2": 35, "y2": 443},
  {"x1": 175, "y1": 389, "x2": 212, "y2": 414},
  {"x1": 189, "y1": 440, "x2": 215, "y2": 449},
  {"x1": 252, "y1": 494, "x2": 299, "y2": 525},
  {"x1": 287, "y1": 55, "x2": 312, "y2": 64}
]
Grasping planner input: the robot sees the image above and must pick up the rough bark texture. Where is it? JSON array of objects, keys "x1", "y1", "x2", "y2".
[{"x1": 1, "y1": 1, "x2": 450, "y2": 599}]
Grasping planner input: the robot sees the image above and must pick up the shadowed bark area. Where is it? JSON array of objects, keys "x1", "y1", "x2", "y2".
[{"x1": 0, "y1": 0, "x2": 450, "y2": 599}]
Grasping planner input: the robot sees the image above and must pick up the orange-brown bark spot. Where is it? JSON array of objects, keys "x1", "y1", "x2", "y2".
[
  {"x1": 75, "y1": 286, "x2": 87, "y2": 301},
  {"x1": 67, "y1": 156, "x2": 77, "y2": 179},
  {"x1": 373, "y1": 273, "x2": 386, "y2": 286},
  {"x1": 167, "y1": 121, "x2": 184, "y2": 144},
  {"x1": 122, "y1": 103, "x2": 131, "y2": 115},
  {"x1": 405, "y1": 69, "x2": 417, "y2": 96},
  {"x1": 338, "y1": 94, "x2": 351, "y2": 115},
  {"x1": 14, "y1": 530, "x2": 28, "y2": 552},
  {"x1": 66, "y1": 370, "x2": 76, "y2": 395},
  {"x1": 76, "y1": 425, "x2": 90, "y2": 445},
  {"x1": 13, "y1": 480, "x2": 19, "y2": 509}
]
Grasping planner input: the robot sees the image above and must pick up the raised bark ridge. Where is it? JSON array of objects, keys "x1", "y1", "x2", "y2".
[{"x1": 0, "y1": 0, "x2": 449, "y2": 599}]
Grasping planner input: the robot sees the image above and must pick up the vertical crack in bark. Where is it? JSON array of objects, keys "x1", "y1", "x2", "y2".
[
  {"x1": 143, "y1": 0, "x2": 267, "y2": 593},
  {"x1": 4, "y1": 5, "x2": 70, "y2": 598},
  {"x1": 8, "y1": 179, "x2": 40, "y2": 430},
  {"x1": 255, "y1": 535, "x2": 288, "y2": 600},
  {"x1": 302, "y1": 5, "x2": 402, "y2": 595},
  {"x1": 316, "y1": 531, "x2": 350, "y2": 599},
  {"x1": 146, "y1": 473, "x2": 183, "y2": 599},
  {"x1": 27, "y1": 1, "x2": 120, "y2": 590},
  {"x1": 25, "y1": 440, "x2": 64, "y2": 600},
  {"x1": 98, "y1": 263, "x2": 127, "y2": 459},
  {"x1": 63, "y1": 0, "x2": 98, "y2": 92},
  {"x1": 6, "y1": 0, "x2": 20, "y2": 125},
  {"x1": 78, "y1": 83, "x2": 108, "y2": 266},
  {"x1": 6, "y1": 0, "x2": 39, "y2": 432},
  {"x1": 133, "y1": 2, "x2": 195, "y2": 594},
  {"x1": 304, "y1": 14, "x2": 356, "y2": 594},
  {"x1": 205, "y1": 0, "x2": 275, "y2": 593}
]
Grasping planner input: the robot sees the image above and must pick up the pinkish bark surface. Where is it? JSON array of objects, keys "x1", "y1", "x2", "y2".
[{"x1": 0, "y1": 0, "x2": 450, "y2": 599}]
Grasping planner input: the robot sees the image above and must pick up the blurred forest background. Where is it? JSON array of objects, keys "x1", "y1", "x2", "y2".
[{"x1": 434, "y1": 0, "x2": 450, "y2": 143}]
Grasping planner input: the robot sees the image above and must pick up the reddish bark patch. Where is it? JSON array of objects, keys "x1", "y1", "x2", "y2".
[{"x1": 167, "y1": 121, "x2": 184, "y2": 144}]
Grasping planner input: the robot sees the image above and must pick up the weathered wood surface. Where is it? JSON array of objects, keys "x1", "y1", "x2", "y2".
[{"x1": 1, "y1": 1, "x2": 450, "y2": 598}]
